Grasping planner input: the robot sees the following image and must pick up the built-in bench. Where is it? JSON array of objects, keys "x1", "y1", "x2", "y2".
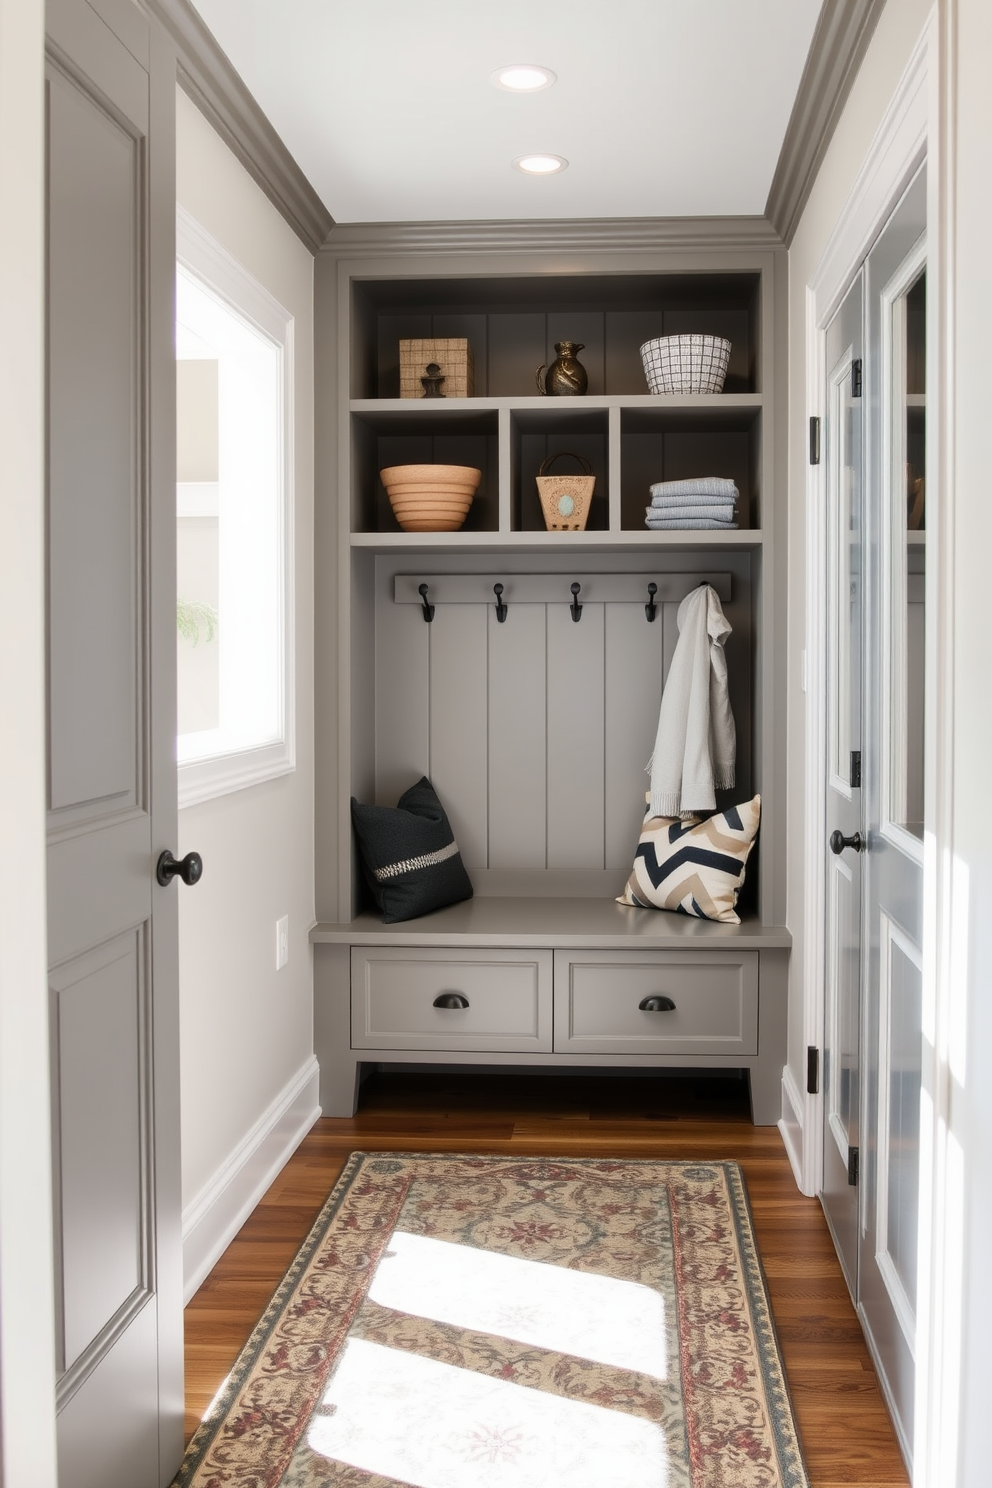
[{"x1": 311, "y1": 900, "x2": 791, "y2": 1124}]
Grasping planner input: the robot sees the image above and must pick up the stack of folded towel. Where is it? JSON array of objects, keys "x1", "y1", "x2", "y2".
[{"x1": 646, "y1": 476, "x2": 739, "y2": 529}]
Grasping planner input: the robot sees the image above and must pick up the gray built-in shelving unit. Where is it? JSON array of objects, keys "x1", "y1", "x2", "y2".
[{"x1": 312, "y1": 225, "x2": 790, "y2": 1123}]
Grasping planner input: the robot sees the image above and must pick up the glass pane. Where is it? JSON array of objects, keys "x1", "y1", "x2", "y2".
[
  {"x1": 177, "y1": 356, "x2": 219, "y2": 733},
  {"x1": 827, "y1": 857, "x2": 860, "y2": 1143},
  {"x1": 888, "y1": 270, "x2": 926, "y2": 838},
  {"x1": 828, "y1": 362, "x2": 861, "y2": 786},
  {"x1": 176, "y1": 266, "x2": 283, "y2": 764},
  {"x1": 885, "y1": 934, "x2": 922, "y2": 1312}
]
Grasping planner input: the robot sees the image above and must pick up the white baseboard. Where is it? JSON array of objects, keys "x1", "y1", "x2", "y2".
[
  {"x1": 182, "y1": 1055, "x2": 321, "y2": 1303},
  {"x1": 779, "y1": 1065, "x2": 808, "y2": 1194},
  {"x1": 857, "y1": 1299, "x2": 913, "y2": 1473}
]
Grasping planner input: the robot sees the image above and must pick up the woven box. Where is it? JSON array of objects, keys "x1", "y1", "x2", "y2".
[{"x1": 399, "y1": 338, "x2": 474, "y2": 399}]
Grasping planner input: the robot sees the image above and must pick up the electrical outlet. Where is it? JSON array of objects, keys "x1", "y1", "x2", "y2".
[{"x1": 275, "y1": 915, "x2": 289, "y2": 970}]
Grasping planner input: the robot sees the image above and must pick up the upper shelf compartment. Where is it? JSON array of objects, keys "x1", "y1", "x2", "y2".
[{"x1": 350, "y1": 272, "x2": 762, "y2": 401}]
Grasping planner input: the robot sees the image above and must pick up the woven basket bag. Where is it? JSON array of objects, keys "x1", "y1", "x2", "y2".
[{"x1": 536, "y1": 452, "x2": 596, "y2": 531}]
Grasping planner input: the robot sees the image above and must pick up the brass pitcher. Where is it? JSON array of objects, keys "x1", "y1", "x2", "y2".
[{"x1": 536, "y1": 341, "x2": 588, "y2": 396}]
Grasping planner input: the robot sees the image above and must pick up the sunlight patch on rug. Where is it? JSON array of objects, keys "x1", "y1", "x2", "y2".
[
  {"x1": 368, "y1": 1230, "x2": 668, "y2": 1378},
  {"x1": 305, "y1": 1336, "x2": 669, "y2": 1488}
]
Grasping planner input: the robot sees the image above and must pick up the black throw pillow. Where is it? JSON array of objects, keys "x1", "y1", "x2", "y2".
[{"x1": 350, "y1": 776, "x2": 473, "y2": 923}]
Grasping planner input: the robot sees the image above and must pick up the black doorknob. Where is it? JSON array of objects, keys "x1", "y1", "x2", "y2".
[
  {"x1": 156, "y1": 850, "x2": 203, "y2": 887},
  {"x1": 639, "y1": 995, "x2": 677, "y2": 1012},
  {"x1": 829, "y1": 830, "x2": 864, "y2": 855},
  {"x1": 432, "y1": 992, "x2": 469, "y2": 1009}
]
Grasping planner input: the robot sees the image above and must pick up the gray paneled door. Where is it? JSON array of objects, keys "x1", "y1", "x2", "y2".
[{"x1": 45, "y1": 1, "x2": 184, "y2": 1484}]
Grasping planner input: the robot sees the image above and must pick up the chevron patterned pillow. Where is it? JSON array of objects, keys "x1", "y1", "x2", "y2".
[{"x1": 617, "y1": 795, "x2": 761, "y2": 924}]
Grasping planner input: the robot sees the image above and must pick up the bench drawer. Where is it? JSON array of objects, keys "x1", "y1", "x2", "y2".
[
  {"x1": 351, "y1": 948, "x2": 553, "y2": 1052},
  {"x1": 553, "y1": 950, "x2": 758, "y2": 1056}
]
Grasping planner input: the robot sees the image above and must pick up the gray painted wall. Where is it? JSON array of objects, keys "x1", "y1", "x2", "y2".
[{"x1": 174, "y1": 91, "x2": 317, "y2": 1224}]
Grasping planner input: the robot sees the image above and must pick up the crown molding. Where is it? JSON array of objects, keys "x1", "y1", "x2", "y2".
[
  {"x1": 142, "y1": 0, "x2": 334, "y2": 253},
  {"x1": 765, "y1": 0, "x2": 889, "y2": 246},
  {"x1": 319, "y1": 215, "x2": 783, "y2": 261}
]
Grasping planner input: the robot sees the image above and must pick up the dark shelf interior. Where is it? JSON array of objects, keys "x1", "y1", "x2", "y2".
[
  {"x1": 352, "y1": 273, "x2": 761, "y2": 400},
  {"x1": 511, "y1": 406, "x2": 609, "y2": 533},
  {"x1": 619, "y1": 407, "x2": 760, "y2": 530},
  {"x1": 352, "y1": 408, "x2": 500, "y2": 533}
]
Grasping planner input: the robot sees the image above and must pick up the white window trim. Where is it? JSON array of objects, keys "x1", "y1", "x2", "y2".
[{"x1": 176, "y1": 206, "x2": 295, "y2": 809}]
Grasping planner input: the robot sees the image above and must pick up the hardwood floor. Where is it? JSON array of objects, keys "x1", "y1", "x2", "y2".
[{"x1": 183, "y1": 1070, "x2": 910, "y2": 1487}]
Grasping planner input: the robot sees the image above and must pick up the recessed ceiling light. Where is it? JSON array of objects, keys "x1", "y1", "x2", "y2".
[
  {"x1": 513, "y1": 154, "x2": 568, "y2": 175},
  {"x1": 492, "y1": 64, "x2": 557, "y2": 93}
]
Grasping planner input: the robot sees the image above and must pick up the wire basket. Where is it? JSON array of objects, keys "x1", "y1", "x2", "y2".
[
  {"x1": 536, "y1": 452, "x2": 596, "y2": 531},
  {"x1": 639, "y1": 335, "x2": 731, "y2": 394}
]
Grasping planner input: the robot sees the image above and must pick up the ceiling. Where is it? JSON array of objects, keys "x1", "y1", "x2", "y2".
[{"x1": 188, "y1": 0, "x2": 824, "y2": 226}]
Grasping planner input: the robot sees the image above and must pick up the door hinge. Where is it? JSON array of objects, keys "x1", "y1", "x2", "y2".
[
  {"x1": 851, "y1": 750, "x2": 862, "y2": 788},
  {"x1": 806, "y1": 1046, "x2": 820, "y2": 1095},
  {"x1": 809, "y1": 415, "x2": 821, "y2": 465},
  {"x1": 848, "y1": 1146, "x2": 860, "y2": 1186},
  {"x1": 851, "y1": 358, "x2": 863, "y2": 397}
]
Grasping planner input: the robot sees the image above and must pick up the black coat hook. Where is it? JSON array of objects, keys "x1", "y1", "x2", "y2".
[
  {"x1": 493, "y1": 582, "x2": 507, "y2": 623},
  {"x1": 645, "y1": 582, "x2": 658, "y2": 622},
  {"x1": 569, "y1": 582, "x2": 582, "y2": 622},
  {"x1": 418, "y1": 583, "x2": 435, "y2": 623}
]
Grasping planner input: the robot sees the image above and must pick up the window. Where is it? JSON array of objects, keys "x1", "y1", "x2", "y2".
[{"x1": 176, "y1": 208, "x2": 294, "y2": 806}]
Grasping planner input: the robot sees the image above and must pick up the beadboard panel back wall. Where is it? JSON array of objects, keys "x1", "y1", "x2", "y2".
[
  {"x1": 370, "y1": 303, "x2": 757, "y2": 400},
  {"x1": 369, "y1": 552, "x2": 753, "y2": 899}
]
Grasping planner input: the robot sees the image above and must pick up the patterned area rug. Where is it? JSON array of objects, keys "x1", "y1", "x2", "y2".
[{"x1": 176, "y1": 1153, "x2": 809, "y2": 1488}]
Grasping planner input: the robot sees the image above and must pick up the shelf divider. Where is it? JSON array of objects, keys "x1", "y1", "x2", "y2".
[
  {"x1": 498, "y1": 405, "x2": 512, "y2": 534},
  {"x1": 608, "y1": 405, "x2": 623, "y2": 532}
]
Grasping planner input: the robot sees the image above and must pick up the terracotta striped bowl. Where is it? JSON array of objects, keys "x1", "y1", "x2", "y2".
[{"x1": 380, "y1": 463, "x2": 481, "y2": 532}]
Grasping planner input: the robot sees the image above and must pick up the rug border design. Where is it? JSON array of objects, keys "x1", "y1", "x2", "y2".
[
  {"x1": 176, "y1": 1150, "x2": 382, "y2": 1485},
  {"x1": 175, "y1": 1152, "x2": 811, "y2": 1488},
  {"x1": 723, "y1": 1163, "x2": 810, "y2": 1487}
]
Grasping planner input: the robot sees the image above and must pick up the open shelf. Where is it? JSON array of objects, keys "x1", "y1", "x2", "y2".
[
  {"x1": 349, "y1": 396, "x2": 764, "y2": 537},
  {"x1": 511, "y1": 405, "x2": 610, "y2": 533},
  {"x1": 351, "y1": 405, "x2": 500, "y2": 535},
  {"x1": 350, "y1": 528, "x2": 766, "y2": 551},
  {"x1": 620, "y1": 404, "x2": 761, "y2": 530},
  {"x1": 351, "y1": 272, "x2": 762, "y2": 400},
  {"x1": 350, "y1": 395, "x2": 764, "y2": 414}
]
